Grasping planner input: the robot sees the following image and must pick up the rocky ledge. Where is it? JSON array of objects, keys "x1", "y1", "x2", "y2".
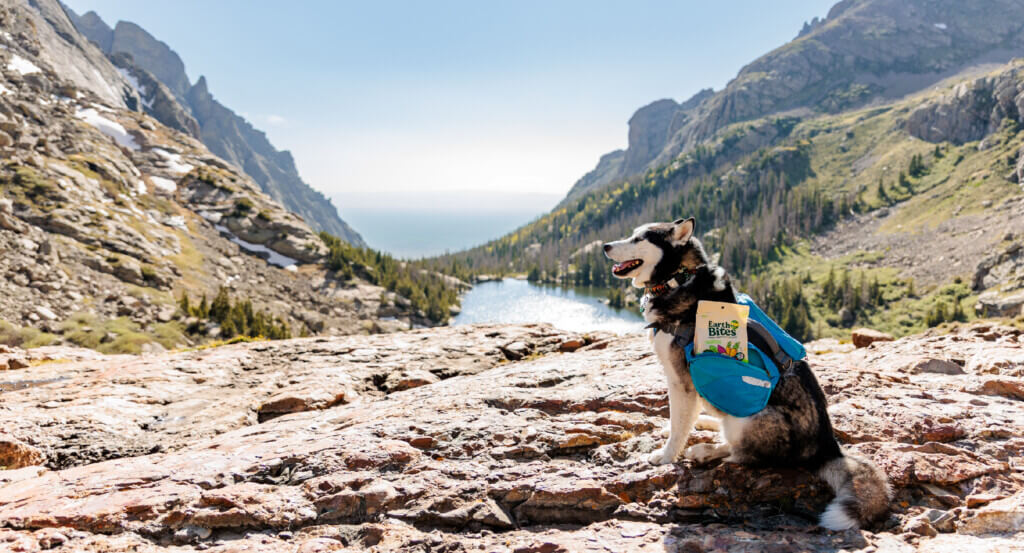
[{"x1": 0, "y1": 322, "x2": 1022, "y2": 552}]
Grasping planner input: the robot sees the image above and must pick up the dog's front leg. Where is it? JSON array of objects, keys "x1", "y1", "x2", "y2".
[{"x1": 649, "y1": 359, "x2": 700, "y2": 465}]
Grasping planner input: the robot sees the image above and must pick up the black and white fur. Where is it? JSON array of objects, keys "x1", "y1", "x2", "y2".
[{"x1": 603, "y1": 218, "x2": 891, "y2": 530}]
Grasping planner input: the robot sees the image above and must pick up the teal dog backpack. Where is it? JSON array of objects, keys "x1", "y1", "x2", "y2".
[{"x1": 683, "y1": 293, "x2": 807, "y2": 418}]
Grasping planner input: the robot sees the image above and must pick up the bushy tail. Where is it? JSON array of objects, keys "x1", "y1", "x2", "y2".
[{"x1": 817, "y1": 452, "x2": 892, "y2": 530}]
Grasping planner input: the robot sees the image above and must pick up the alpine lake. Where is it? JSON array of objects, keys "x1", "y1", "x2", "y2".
[{"x1": 451, "y1": 278, "x2": 645, "y2": 335}]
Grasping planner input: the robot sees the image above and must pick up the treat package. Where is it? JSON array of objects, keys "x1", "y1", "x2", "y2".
[{"x1": 694, "y1": 300, "x2": 749, "y2": 362}]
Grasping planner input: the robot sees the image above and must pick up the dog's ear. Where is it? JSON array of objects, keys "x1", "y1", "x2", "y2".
[{"x1": 671, "y1": 217, "x2": 695, "y2": 242}]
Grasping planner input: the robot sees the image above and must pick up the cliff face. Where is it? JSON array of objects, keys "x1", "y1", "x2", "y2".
[
  {"x1": 0, "y1": 322, "x2": 1022, "y2": 550},
  {"x1": 64, "y1": 6, "x2": 365, "y2": 245},
  {"x1": 5, "y1": 0, "x2": 131, "y2": 108},
  {"x1": 184, "y1": 76, "x2": 364, "y2": 245}
]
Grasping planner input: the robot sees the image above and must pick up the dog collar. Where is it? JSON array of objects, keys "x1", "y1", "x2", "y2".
[
  {"x1": 643, "y1": 266, "x2": 699, "y2": 298},
  {"x1": 640, "y1": 266, "x2": 700, "y2": 311}
]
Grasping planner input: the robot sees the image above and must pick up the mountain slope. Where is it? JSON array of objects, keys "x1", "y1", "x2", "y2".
[
  {"x1": 433, "y1": 0, "x2": 1024, "y2": 338},
  {"x1": 0, "y1": 0, "x2": 456, "y2": 353},
  {"x1": 63, "y1": 6, "x2": 365, "y2": 246},
  {"x1": 565, "y1": 0, "x2": 1024, "y2": 201}
]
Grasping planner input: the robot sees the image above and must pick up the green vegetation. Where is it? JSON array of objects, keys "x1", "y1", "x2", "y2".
[
  {"x1": 424, "y1": 81, "x2": 1024, "y2": 340},
  {"x1": 233, "y1": 197, "x2": 255, "y2": 216},
  {"x1": 59, "y1": 313, "x2": 185, "y2": 354},
  {"x1": 0, "y1": 320, "x2": 57, "y2": 349},
  {"x1": 739, "y1": 247, "x2": 978, "y2": 339},
  {"x1": 0, "y1": 164, "x2": 60, "y2": 208},
  {"x1": 320, "y1": 232, "x2": 460, "y2": 322},
  {"x1": 179, "y1": 288, "x2": 290, "y2": 340}
]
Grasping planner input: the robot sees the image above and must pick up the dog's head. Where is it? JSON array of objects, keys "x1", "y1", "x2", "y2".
[{"x1": 603, "y1": 218, "x2": 707, "y2": 288}]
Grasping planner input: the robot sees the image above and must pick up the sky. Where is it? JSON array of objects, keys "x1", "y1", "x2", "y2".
[{"x1": 63, "y1": 0, "x2": 836, "y2": 255}]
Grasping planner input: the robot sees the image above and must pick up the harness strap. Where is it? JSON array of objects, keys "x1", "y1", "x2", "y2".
[
  {"x1": 747, "y1": 319, "x2": 795, "y2": 372},
  {"x1": 649, "y1": 318, "x2": 794, "y2": 373}
]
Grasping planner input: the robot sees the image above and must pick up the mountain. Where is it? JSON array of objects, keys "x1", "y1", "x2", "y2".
[
  {"x1": 0, "y1": 0, "x2": 458, "y2": 353},
  {"x1": 63, "y1": 6, "x2": 366, "y2": 246},
  {"x1": 433, "y1": 0, "x2": 1024, "y2": 338},
  {"x1": 567, "y1": 0, "x2": 1024, "y2": 201}
]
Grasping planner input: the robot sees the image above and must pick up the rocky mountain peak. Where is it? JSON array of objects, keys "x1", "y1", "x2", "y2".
[
  {"x1": 622, "y1": 98, "x2": 680, "y2": 177},
  {"x1": 191, "y1": 74, "x2": 208, "y2": 95},
  {"x1": 109, "y1": 19, "x2": 191, "y2": 100},
  {"x1": 62, "y1": 5, "x2": 365, "y2": 246},
  {"x1": 71, "y1": 10, "x2": 112, "y2": 51}
]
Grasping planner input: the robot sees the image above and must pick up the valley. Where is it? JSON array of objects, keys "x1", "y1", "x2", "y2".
[
  {"x1": 426, "y1": 26, "x2": 1024, "y2": 340},
  {"x1": 1, "y1": 0, "x2": 1024, "y2": 551}
]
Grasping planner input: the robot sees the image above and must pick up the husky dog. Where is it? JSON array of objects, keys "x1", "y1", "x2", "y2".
[{"x1": 603, "y1": 218, "x2": 891, "y2": 530}]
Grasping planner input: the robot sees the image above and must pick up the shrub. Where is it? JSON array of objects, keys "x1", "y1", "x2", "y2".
[
  {"x1": 0, "y1": 320, "x2": 57, "y2": 348},
  {"x1": 233, "y1": 197, "x2": 255, "y2": 216}
]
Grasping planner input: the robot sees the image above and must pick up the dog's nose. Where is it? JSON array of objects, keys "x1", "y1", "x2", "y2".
[{"x1": 603, "y1": 243, "x2": 612, "y2": 253}]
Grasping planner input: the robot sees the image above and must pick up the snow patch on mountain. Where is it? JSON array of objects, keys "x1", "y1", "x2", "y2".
[
  {"x1": 152, "y1": 148, "x2": 193, "y2": 174},
  {"x1": 214, "y1": 224, "x2": 298, "y2": 268},
  {"x1": 116, "y1": 67, "x2": 152, "y2": 109},
  {"x1": 7, "y1": 54, "x2": 40, "y2": 75},
  {"x1": 75, "y1": 107, "x2": 140, "y2": 150},
  {"x1": 149, "y1": 176, "x2": 177, "y2": 194}
]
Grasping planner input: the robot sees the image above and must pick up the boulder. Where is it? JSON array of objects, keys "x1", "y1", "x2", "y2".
[
  {"x1": 559, "y1": 338, "x2": 587, "y2": 353},
  {"x1": 958, "y1": 492, "x2": 1024, "y2": 535},
  {"x1": 500, "y1": 341, "x2": 532, "y2": 360},
  {"x1": 852, "y1": 328, "x2": 894, "y2": 348},
  {"x1": 0, "y1": 435, "x2": 45, "y2": 469},
  {"x1": 908, "y1": 358, "x2": 965, "y2": 375},
  {"x1": 384, "y1": 369, "x2": 440, "y2": 392},
  {"x1": 975, "y1": 292, "x2": 1024, "y2": 318}
]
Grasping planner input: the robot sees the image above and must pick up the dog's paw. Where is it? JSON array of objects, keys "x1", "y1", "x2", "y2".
[
  {"x1": 647, "y1": 446, "x2": 680, "y2": 465},
  {"x1": 683, "y1": 443, "x2": 729, "y2": 465}
]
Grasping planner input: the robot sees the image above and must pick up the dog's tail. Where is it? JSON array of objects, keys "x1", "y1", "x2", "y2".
[{"x1": 817, "y1": 452, "x2": 892, "y2": 530}]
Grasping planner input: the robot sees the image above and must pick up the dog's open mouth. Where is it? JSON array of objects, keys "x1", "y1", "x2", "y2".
[{"x1": 612, "y1": 259, "x2": 643, "y2": 276}]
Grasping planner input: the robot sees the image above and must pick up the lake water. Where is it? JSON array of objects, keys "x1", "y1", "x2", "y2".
[{"x1": 452, "y1": 278, "x2": 645, "y2": 335}]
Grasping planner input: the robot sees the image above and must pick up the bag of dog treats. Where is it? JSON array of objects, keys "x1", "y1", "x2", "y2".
[{"x1": 695, "y1": 300, "x2": 749, "y2": 362}]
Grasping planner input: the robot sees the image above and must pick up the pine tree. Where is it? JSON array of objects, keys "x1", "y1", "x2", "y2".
[
  {"x1": 898, "y1": 170, "x2": 910, "y2": 191},
  {"x1": 952, "y1": 299, "x2": 966, "y2": 322}
]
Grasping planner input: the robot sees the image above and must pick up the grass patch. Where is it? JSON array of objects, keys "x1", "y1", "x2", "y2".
[
  {"x1": 60, "y1": 313, "x2": 186, "y2": 354},
  {"x1": 0, "y1": 320, "x2": 57, "y2": 349},
  {"x1": 741, "y1": 245, "x2": 978, "y2": 339},
  {"x1": 185, "y1": 335, "x2": 266, "y2": 352}
]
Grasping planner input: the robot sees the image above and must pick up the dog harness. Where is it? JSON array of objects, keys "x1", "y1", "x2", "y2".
[{"x1": 648, "y1": 293, "x2": 807, "y2": 418}]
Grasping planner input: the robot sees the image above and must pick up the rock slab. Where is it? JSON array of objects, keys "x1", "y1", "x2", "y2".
[{"x1": 0, "y1": 323, "x2": 1022, "y2": 552}]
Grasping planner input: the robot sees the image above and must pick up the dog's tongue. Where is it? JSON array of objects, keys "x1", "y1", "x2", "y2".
[{"x1": 613, "y1": 262, "x2": 627, "y2": 272}]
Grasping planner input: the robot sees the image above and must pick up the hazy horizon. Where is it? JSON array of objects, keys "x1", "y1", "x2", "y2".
[{"x1": 62, "y1": 0, "x2": 836, "y2": 255}]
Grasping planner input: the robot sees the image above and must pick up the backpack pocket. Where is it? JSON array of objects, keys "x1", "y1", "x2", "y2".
[{"x1": 685, "y1": 343, "x2": 779, "y2": 418}]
